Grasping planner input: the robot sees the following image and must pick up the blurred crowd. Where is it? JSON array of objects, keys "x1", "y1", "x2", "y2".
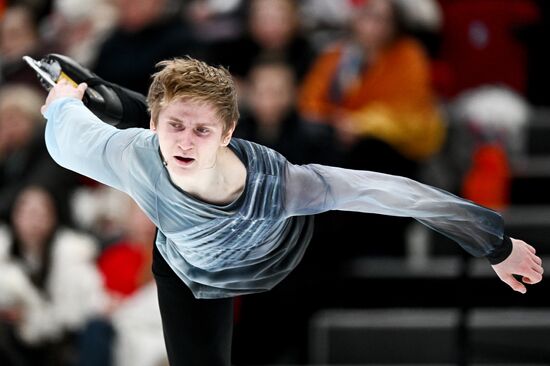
[{"x1": 0, "y1": 0, "x2": 548, "y2": 365}]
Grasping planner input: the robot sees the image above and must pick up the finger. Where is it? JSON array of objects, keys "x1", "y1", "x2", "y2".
[
  {"x1": 521, "y1": 270, "x2": 543, "y2": 285},
  {"x1": 502, "y1": 274, "x2": 527, "y2": 294},
  {"x1": 531, "y1": 262, "x2": 544, "y2": 275},
  {"x1": 77, "y1": 83, "x2": 88, "y2": 98},
  {"x1": 526, "y1": 244, "x2": 536, "y2": 255},
  {"x1": 531, "y1": 255, "x2": 542, "y2": 266}
]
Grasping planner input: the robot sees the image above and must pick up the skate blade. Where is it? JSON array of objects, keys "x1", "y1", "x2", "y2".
[{"x1": 22, "y1": 55, "x2": 57, "y2": 89}]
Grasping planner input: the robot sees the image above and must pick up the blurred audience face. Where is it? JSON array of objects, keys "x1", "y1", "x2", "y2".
[
  {"x1": 114, "y1": 0, "x2": 167, "y2": 31},
  {"x1": 247, "y1": 62, "x2": 295, "y2": 126},
  {"x1": 51, "y1": 0, "x2": 95, "y2": 50},
  {"x1": 0, "y1": 85, "x2": 42, "y2": 155},
  {"x1": 249, "y1": 0, "x2": 297, "y2": 50},
  {"x1": 0, "y1": 6, "x2": 39, "y2": 61},
  {"x1": 12, "y1": 187, "x2": 58, "y2": 252},
  {"x1": 352, "y1": 0, "x2": 398, "y2": 52}
]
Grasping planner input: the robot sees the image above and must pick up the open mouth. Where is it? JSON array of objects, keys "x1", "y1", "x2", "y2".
[{"x1": 175, "y1": 156, "x2": 195, "y2": 164}]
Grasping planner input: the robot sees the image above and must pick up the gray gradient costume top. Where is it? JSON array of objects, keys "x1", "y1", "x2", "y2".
[{"x1": 43, "y1": 98, "x2": 512, "y2": 299}]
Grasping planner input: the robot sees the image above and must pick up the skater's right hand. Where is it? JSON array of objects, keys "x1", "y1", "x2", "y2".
[{"x1": 41, "y1": 79, "x2": 87, "y2": 115}]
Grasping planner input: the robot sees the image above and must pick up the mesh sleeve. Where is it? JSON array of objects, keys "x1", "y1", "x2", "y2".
[{"x1": 283, "y1": 163, "x2": 511, "y2": 262}]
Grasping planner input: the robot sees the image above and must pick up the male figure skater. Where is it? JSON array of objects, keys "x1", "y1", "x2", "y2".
[{"x1": 40, "y1": 57, "x2": 543, "y2": 366}]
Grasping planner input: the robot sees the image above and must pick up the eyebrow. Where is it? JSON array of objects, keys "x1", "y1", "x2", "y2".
[{"x1": 167, "y1": 117, "x2": 218, "y2": 127}]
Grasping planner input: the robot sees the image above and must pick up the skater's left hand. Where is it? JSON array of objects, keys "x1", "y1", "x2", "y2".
[
  {"x1": 41, "y1": 79, "x2": 87, "y2": 115},
  {"x1": 492, "y1": 238, "x2": 543, "y2": 294}
]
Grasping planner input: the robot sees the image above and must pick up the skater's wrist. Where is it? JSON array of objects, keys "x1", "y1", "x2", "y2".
[
  {"x1": 486, "y1": 235, "x2": 513, "y2": 265},
  {"x1": 42, "y1": 97, "x2": 83, "y2": 119}
]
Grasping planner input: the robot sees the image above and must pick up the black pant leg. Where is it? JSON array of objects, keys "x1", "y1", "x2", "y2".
[{"x1": 152, "y1": 243, "x2": 234, "y2": 366}]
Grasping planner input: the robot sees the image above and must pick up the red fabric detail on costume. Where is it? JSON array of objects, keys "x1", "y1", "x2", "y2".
[{"x1": 98, "y1": 241, "x2": 146, "y2": 297}]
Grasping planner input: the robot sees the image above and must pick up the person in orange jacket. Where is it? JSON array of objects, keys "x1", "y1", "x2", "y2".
[{"x1": 299, "y1": 0, "x2": 445, "y2": 165}]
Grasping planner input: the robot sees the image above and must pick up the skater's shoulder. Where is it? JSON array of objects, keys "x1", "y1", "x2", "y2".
[
  {"x1": 122, "y1": 129, "x2": 163, "y2": 167},
  {"x1": 230, "y1": 138, "x2": 288, "y2": 176}
]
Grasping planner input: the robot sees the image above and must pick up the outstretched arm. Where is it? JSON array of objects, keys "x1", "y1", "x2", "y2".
[
  {"x1": 283, "y1": 163, "x2": 543, "y2": 293},
  {"x1": 41, "y1": 79, "x2": 145, "y2": 191}
]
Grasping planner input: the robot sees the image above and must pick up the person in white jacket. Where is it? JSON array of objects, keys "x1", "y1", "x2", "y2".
[{"x1": 0, "y1": 185, "x2": 105, "y2": 366}]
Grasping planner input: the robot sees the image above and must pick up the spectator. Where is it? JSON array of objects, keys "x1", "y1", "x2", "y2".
[
  {"x1": 0, "y1": 84, "x2": 77, "y2": 222},
  {"x1": 451, "y1": 86, "x2": 530, "y2": 210},
  {"x1": 78, "y1": 191, "x2": 166, "y2": 366},
  {"x1": 97, "y1": 192, "x2": 156, "y2": 300},
  {"x1": 298, "y1": 0, "x2": 445, "y2": 257},
  {"x1": 236, "y1": 57, "x2": 337, "y2": 165},
  {"x1": 41, "y1": 0, "x2": 117, "y2": 67},
  {"x1": 0, "y1": 185, "x2": 104, "y2": 366},
  {"x1": 186, "y1": 0, "x2": 246, "y2": 43},
  {"x1": 299, "y1": 0, "x2": 445, "y2": 172},
  {"x1": 0, "y1": 5, "x2": 47, "y2": 89},
  {"x1": 207, "y1": 0, "x2": 315, "y2": 83},
  {"x1": 71, "y1": 184, "x2": 138, "y2": 247},
  {"x1": 92, "y1": 0, "x2": 198, "y2": 95}
]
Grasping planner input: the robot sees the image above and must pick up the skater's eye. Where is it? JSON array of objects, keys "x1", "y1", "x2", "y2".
[
  {"x1": 195, "y1": 127, "x2": 210, "y2": 135},
  {"x1": 169, "y1": 122, "x2": 183, "y2": 130}
]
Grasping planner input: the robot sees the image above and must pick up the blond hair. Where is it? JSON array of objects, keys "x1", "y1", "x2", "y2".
[{"x1": 147, "y1": 57, "x2": 239, "y2": 133}]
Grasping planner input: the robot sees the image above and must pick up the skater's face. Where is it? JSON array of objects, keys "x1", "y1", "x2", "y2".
[{"x1": 151, "y1": 98, "x2": 235, "y2": 176}]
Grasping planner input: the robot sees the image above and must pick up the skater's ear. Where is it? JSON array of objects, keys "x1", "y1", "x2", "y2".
[
  {"x1": 150, "y1": 118, "x2": 157, "y2": 131},
  {"x1": 220, "y1": 120, "x2": 236, "y2": 146}
]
